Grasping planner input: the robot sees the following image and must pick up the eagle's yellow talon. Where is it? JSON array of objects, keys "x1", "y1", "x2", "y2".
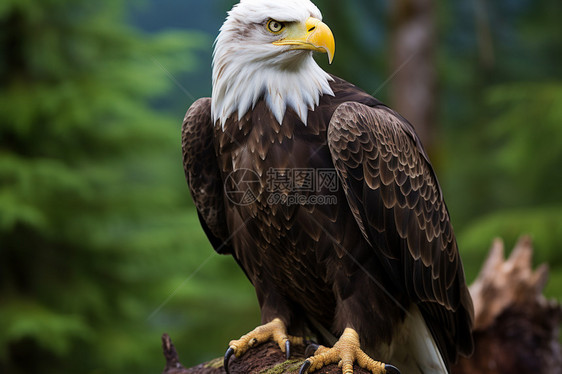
[
  {"x1": 224, "y1": 318, "x2": 304, "y2": 373},
  {"x1": 299, "y1": 328, "x2": 396, "y2": 374}
]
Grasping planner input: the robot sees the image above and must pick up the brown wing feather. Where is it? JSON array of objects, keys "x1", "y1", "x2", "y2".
[
  {"x1": 182, "y1": 98, "x2": 231, "y2": 253},
  {"x1": 327, "y1": 101, "x2": 474, "y2": 364}
]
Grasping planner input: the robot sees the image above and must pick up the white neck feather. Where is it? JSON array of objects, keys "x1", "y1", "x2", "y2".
[{"x1": 212, "y1": 46, "x2": 334, "y2": 128}]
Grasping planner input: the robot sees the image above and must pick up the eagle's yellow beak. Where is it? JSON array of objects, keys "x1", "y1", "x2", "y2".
[{"x1": 273, "y1": 17, "x2": 335, "y2": 64}]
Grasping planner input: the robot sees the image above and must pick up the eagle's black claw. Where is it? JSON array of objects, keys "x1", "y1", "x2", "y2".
[
  {"x1": 285, "y1": 340, "x2": 291, "y2": 360},
  {"x1": 224, "y1": 347, "x2": 235, "y2": 374},
  {"x1": 385, "y1": 364, "x2": 401, "y2": 374},
  {"x1": 299, "y1": 359, "x2": 311, "y2": 374},
  {"x1": 304, "y1": 343, "x2": 320, "y2": 357}
]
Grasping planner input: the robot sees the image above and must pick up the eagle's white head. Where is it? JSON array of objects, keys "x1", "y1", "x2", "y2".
[{"x1": 212, "y1": 0, "x2": 335, "y2": 127}]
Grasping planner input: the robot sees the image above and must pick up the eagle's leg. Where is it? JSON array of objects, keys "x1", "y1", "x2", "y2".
[
  {"x1": 224, "y1": 318, "x2": 304, "y2": 373},
  {"x1": 299, "y1": 327, "x2": 400, "y2": 374}
]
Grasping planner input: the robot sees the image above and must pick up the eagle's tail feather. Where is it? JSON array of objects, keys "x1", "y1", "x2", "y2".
[{"x1": 389, "y1": 306, "x2": 448, "y2": 374}]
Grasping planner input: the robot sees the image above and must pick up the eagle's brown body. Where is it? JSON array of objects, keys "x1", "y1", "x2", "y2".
[{"x1": 182, "y1": 76, "x2": 473, "y2": 370}]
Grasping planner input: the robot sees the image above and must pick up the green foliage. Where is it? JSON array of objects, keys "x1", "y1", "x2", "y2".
[
  {"x1": 436, "y1": 1, "x2": 562, "y2": 307},
  {"x1": 449, "y1": 82, "x2": 562, "y2": 303},
  {"x1": 448, "y1": 83, "x2": 562, "y2": 218},
  {"x1": 484, "y1": 84, "x2": 562, "y2": 207},
  {"x1": 459, "y1": 207, "x2": 562, "y2": 279},
  {"x1": 0, "y1": 0, "x2": 224, "y2": 373}
]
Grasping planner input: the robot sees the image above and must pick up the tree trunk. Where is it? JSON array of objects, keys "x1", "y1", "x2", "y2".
[{"x1": 389, "y1": 0, "x2": 437, "y2": 150}]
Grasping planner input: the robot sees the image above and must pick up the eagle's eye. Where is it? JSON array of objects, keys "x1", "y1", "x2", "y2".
[{"x1": 267, "y1": 19, "x2": 285, "y2": 34}]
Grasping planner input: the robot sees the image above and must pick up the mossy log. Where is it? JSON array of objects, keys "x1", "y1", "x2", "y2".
[{"x1": 161, "y1": 334, "x2": 369, "y2": 374}]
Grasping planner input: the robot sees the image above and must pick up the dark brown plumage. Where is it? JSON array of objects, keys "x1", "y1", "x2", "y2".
[{"x1": 182, "y1": 75, "x2": 473, "y2": 372}]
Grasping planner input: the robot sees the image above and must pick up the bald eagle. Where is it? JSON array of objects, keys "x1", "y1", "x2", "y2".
[{"x1": 182, "y1": 1, "x2": 473, "y2": 373}]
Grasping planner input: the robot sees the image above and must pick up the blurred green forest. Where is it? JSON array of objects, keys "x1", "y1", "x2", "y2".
[{"x1": 0, "y1": 0, "x2": 561, "y2": 373}]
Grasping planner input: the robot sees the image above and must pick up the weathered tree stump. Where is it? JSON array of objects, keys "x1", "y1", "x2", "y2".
[
  {"x1": 162, "y1": 237, "x2": 562, "y2": 374},
  {"x1": 451, "y1": 237, "x2": 562, "y2": 374}
]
